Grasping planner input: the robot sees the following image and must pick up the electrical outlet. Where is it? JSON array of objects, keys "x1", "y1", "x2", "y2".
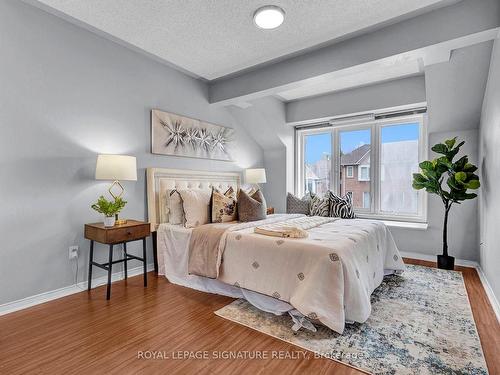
[{"x1": 69, "y1": 246, "x2": 79, "y2": 259}]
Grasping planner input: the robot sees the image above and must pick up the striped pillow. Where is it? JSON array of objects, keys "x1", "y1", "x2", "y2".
[
  {"x1": 328, "y1": 191, "x2": 356, "y2": 219},
  {"x1": 309, "y1": 194, "x2": 330, "y2": 217}
]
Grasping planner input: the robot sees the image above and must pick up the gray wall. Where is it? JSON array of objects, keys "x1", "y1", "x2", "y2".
[
  {"x1": 228, "y1": 98, "x2": 293, "y2": 213},
  {"x1": 479, "y1": 37, "x2": 500, "y2": 302},
  {"x1": 0, "y1": 0, "x2": 263, "y2": 305},
  {"x1": 391, "y1": 42, "x2": 492, "y2": 261}
]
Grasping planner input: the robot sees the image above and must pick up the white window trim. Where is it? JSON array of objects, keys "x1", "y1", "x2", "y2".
[
  {"x1": 346, "y1": 166, "x2": 354, "y2": 178},
  {"x1": 295, "y1": 113, "x2": 427, "y2": 224}
]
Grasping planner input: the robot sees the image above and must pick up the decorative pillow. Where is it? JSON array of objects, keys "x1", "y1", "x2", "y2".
[
  {"x1": 327, "y1": 191, "x2": 356, "y2": 219},
  {"x1": 286, "y1": 192, "x2": 313, "y2": 215},
  {"x1": 178, "y1": 189, "x2": 212, "y2": 228},
  {"x1": 237, "y1": 189, "x2": 267, "y2": 222},
  {"x1": 309, "y1": 194, "x2": 330, "y2": 217},
  {"x1": 164, "y1": 189, "x2": 184, "y2": 225},
  {"x1": 212, "y1": 187, "x2": 237, "y2": 223}
]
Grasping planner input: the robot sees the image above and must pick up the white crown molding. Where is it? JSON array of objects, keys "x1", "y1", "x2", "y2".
[
  {"x1": 0, "y1": 264, "x2": 154, "y2": 316},
  {"x1": 400, "y1": 251, "x2": 500, "y2": 323}
]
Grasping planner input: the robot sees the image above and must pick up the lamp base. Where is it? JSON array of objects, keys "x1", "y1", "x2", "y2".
[{"x1": 115, "y1": 213, "x2": 127, "y2": 226}]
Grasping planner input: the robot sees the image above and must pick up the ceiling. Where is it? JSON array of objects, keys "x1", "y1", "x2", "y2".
[{"x1": 30, "y1": 0, "x2": 458, "y2": 80}]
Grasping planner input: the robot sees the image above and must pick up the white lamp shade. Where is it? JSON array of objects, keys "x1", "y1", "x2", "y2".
[
  {"x1": 95, "y1": 155, "x2": 137, "y2": 181},
  {"x1": 245, "y1": 168, "x2": 267, "y2": 184}
]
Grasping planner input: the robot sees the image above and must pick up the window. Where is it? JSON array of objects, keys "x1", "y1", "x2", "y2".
[
  {"x1": 358, "y1": 165, "x2": 370, "y2": 181},
  {"x1": 363, "y1": 192, "x2": 371, "y2": 209},
  {"x1": 380, "y1": 123, "x2": 420, "y2": 215},
  {"x1": 296, "y1": 114, "x2": 426, "y2": 222},
  {"x1": 340, "y1": 128, "x2": 371, "y2": 210},
  {"x1": 301, "y1": 131, "x2": 331, "y2": 196}
]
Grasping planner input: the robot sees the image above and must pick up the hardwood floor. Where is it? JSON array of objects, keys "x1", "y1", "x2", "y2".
[{"x1": 0, "y1": 259, "x2": 498, "y2": 375}]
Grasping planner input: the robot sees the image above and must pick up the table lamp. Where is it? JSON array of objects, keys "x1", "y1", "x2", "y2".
[
  {"x1": 95, "y1": 154, "x2": 137, "y2": 225},
  {"x1": 245, "y1": 168, "x2": 267, "y2": 189}
]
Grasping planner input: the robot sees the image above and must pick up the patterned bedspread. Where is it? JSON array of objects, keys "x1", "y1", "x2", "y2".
[{"x1": 216, "y1": 215, "x2": 406, "y2": 333}]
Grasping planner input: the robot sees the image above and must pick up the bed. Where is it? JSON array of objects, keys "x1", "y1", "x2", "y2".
[{"x1": 147, "y1": 168, "x2": 406, "y2": 333}]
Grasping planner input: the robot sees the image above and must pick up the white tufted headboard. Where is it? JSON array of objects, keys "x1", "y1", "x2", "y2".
[{"x1": 146, "y1": 168, "x2": 241, "y2": 231}]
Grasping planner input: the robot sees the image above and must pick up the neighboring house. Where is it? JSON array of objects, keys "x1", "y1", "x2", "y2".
[
  {"x1": 341, "y1": 144, "x2": 371, "y2": 209},
  {"x1": 305, "y1": 153, "x2": 331, "y2": 196},
  {"x1": 304, "y1": 164, "x2": 320, "y2": 194}
]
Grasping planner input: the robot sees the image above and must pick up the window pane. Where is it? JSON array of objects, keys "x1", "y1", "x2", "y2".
[
  {"x1": 363, "y1": 192, "x2": 371, "y2": 209},
  {"x1": 380, "y1": 123, "x2": 420, "y2": 215},
  {"x1": 340, "y1": 129, "x2": 371, "y2": 210},
  {"x1": 304, "y1": 132, "x2": 331, "y2": 196}
]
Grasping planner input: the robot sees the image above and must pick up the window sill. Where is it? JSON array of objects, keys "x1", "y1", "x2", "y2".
[
  {"x1": 356, "y1": 215, "x2": 428, "y2": 229},
  {"x1": 381, "y1": 220, "x2": 428, "y2": 230}
]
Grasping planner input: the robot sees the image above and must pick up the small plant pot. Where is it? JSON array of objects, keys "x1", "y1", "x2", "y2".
[
  {"x1": 103, "y1": 216, "x2": 116, "y2": 227},
  {"x1": 437, "y1": 255, "x2": 455, "y2": 270}
]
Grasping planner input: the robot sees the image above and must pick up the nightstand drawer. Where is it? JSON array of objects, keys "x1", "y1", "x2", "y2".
[
  {"x1": 106, "y1": 225, "x2": 150, "y2": 243},
  {"x1": 85, "y1": 220, "x2": 151, "y2": 244}
]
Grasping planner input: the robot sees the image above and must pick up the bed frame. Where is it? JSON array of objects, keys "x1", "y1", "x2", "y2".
[{"x1": 146, "y1": 168, "x2": 241, "y2": 272}]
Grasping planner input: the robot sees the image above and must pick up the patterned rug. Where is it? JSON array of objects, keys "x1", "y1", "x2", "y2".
[{"x1": 215, "y1": 265, "x2": 488, "y2": 375}]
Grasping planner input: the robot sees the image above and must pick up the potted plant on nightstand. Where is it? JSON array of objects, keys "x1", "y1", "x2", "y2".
[
  {"x1": 412, "y1": 137, "x2": 480, "y2": 270},
  {"x1": 91, "y1": 196, "x2": 127, "y2": 227}
]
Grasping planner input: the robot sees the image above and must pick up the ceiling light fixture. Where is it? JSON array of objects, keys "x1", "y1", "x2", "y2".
[{"x1": 253, "y1": 5, "x2": 285, "y2": 30}]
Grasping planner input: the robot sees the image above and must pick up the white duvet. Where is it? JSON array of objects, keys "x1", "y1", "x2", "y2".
[{"x1": 158, "y1": 214, "x2": 405, "y2": 333}]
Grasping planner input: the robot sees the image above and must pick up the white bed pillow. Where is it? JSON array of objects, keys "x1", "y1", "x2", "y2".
[
  {"x1": 178, "y1": 189, "x2": 212, "y2": 228},
  {"x1": 165, "y1": 189, "x2": 184, "y2": 225}
]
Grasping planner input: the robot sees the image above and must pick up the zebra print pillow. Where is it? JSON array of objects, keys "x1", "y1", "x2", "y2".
[
  {"x1": 309, "y1": 194, "x2": 330, "y2": 217},
  {"x1": 328, "y1": 191, "x2": 356, "y2": 219}
]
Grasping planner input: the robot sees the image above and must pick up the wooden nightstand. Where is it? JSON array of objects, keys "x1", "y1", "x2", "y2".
[
  {"x1": 84, "y1": 220, "x2": 151, "y2": 300},
  {"x1": 267, "y1": 207, "x2": 275, "y2": 215}
]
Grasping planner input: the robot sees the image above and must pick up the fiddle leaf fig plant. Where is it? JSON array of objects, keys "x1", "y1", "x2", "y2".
[
  {"x1": 412, "y1": 137, "x2": 480, "y2": 266},
  {"x1": 91, "y1": 196, "x2": 127, "y2": 217}
]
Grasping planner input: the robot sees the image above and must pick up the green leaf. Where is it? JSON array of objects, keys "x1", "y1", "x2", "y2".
[
  {"x1": 465, "y1": 180, "x2": 480, "y2": 189},
  {"x1": 463, "y1": 163, "x2": 478, "y2": 173},
  {"x1": 413, "y1": 173, "x2": 427, "y2": 183},
  {"x1": 431, "y1": 143, "x2": 448, "y2": 155},
  {"x1": 455, "y1": 172, "x2": 467, "y2": 183},
  {"x1": 419, "y1": 161, "x2": 434, "y2": 171},
  {"x1": 447, "y1": 177, "x2": 462, "y2": 190},
  {"x1": 444, "y1": 137, "x2": 457, "y2": 149},
  {"x1": 453, "y1": 156, "x2": 468, "y2": 171},
  {"x1": 464, "y1": 193, "x2": 478, "y2": 199},
  {"x1": 412, "y1": 182, "x2": 425, "y2": 190}
]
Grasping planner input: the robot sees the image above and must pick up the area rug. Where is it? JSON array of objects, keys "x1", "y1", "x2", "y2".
[{"x1": 215, "y1": 265, "x2": 488, "y2": 374}]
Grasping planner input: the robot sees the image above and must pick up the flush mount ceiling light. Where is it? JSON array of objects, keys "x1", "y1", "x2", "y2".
[{"x1": 253, "y1": 5, "x2": 285, "y2": 29}]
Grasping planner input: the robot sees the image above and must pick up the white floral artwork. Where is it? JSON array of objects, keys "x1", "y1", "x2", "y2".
[{"x1": 151, "y1": 109, "x2": 234, "y2": 161}]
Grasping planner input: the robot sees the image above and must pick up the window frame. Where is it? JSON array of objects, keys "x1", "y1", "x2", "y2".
[
  {"x1": 295, "y1": 114, "x2": 427, "y2": 223},
  {"x1": 346, "y1": 166, "x2": 354, "y2": 178},
  {"x1": 296, "y1": 127, "x2": 334, "y2": 196}
]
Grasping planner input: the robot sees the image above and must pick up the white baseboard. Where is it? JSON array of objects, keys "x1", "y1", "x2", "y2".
[
  {"x1": 399, "y1": 251, "x2": 480, "y2": 268},
  {"x1": 401, "y1": 251, "x2": 500, "y2": 322},
  {"x1": 475, "y1": 266, "x2": 500, "y2": 323},
  {"x1": 0, "y1": 264, "x2": 155, "y2": 316}
]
